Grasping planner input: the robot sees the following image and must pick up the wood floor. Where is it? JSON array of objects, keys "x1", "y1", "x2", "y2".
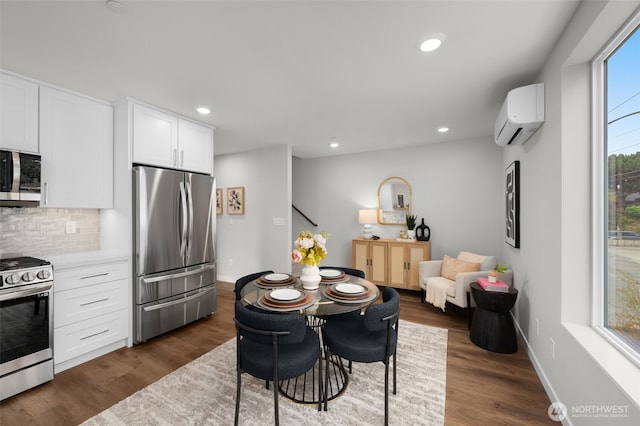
[{"x1": 0, "y1": 281, "x2": 554, "y2": 425}]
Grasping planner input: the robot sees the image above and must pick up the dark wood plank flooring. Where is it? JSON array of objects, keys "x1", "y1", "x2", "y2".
[{"x1": 0, "y1": 281, "x2": 554, "y2": 425}]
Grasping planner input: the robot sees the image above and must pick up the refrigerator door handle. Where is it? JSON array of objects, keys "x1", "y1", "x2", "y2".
[
  {"x1": 140, "y1": 263, "x2": 216, "y2": 284},
  {"x1": 179, "y1": 181, "x2": 188, "y2": 262},
  {"x1": 186, "y1": 180, "x2": 194, "y2": 261},
  {"x1": 142, "y1": 287, "x2": 214, "y2": 312}
]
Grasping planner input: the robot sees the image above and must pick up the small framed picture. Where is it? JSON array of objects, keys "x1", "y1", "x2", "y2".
[
  {"x1": 216, "y1": 188, "x2": 222, "y2": 215},
  {"x1": 227, "y1": 186, "x2": 245, "y2": 215}
]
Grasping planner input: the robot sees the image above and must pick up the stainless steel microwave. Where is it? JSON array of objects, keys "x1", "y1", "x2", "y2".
[{"x1": 0, "y1": 150, "x2": 41, "y2": 207}]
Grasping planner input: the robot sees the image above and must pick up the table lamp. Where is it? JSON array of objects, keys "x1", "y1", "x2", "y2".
[{"x1": 358, "y1": 209, "x2": 377, "y2": 239}]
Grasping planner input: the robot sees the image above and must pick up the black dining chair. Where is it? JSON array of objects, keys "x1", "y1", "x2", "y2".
[
  {"x1": 234, "y1": 301, "x2": 322, "y2": 425},
  {"x1": 319, "y1": 266, "x2": 365, "y2": 279},
  {"x1": 234, "y1": 270, "x2": 273, "y2": 301},
  {"x1": 322, "y1": 287, "x2": 400, "y2": 425}
]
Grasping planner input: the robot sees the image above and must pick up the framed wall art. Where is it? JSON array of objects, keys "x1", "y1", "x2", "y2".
[
  {"x1": 227, "y1": 186, "x2": 245, "y2": 215},
  {"x1": 216, "y1": 188, "x2": 222, "y2": 215},
  {"x1": 505, "y1": 161, "x2": 520, "y2": 248}
]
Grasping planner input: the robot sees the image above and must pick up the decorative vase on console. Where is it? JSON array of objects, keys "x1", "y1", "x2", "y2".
[
  {"x1": 291, "y1": 230, "x2": 329, "y2": 291},
  {"x1": 416, "y1": 218, "x2": 431, "y2": 241}
]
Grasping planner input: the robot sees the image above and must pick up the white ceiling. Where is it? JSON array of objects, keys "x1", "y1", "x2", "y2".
[{"x1": 0, "y1": 0, "x2": 581, "y2": 159}]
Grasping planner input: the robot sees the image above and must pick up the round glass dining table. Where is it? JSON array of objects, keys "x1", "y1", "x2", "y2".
[
  {"x1": 239, "y1": 272, "x2": 381, "y2": 405},
  {"x1": 239, "y1": 273, "x2": 380, "y2": 316}
]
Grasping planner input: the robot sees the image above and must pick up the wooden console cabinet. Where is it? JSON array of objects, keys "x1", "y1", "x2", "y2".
[{"x1": 352, "y1": 238, "x2": 430, "y2": 290}]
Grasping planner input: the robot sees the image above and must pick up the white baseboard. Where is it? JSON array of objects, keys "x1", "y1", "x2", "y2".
[{"x1": 512, "y1": 314, "x2": 573, "y2": 426}]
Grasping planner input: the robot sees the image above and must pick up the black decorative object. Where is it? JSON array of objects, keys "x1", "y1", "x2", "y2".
[
  {"x1": 505, "y1": 161, "x2": 520, "y2": 248},
  {"x1": 416, "y1": 218, "x2": 430, "y2": 241}
]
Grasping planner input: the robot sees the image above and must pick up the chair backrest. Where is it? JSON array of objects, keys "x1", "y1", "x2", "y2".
[
  {"x1": 235, "y1": 270, "x2": 274, "y2": 300},
  {"x1": 234, "y1": 301, "x2": 306, "y2": 345},
  {"x1": 364, "y1": 287, "x2": 400, "y2": 332},
  {"x1": 319, "y1": 266, "x2": 365, "y2": 279}
]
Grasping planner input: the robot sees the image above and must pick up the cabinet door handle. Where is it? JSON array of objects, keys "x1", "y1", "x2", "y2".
[
  {"x1": 43, "y1": 182, "x2": 48, "y2": 205},
  {"x1": 80, "y1": 297, "x2": 109, "y2": 306},
  {"x1": 80, "y1": 328, "x2": 109, "y2": 340},
  {"x1": 173, "y1": 148, "x2": 177, "y2": 166}
]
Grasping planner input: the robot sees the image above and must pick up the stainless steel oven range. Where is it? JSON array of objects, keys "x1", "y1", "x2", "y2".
[{"x1": 0, "y1": 256, "x2": 54, "y2": 401}]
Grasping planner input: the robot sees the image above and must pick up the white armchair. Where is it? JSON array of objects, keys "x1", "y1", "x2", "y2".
[{"x1": 419, "y1": 251, "x2": 513, "y2": 322}]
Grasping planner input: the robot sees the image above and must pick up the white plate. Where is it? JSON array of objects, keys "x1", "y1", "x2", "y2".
[
  {"x1": 263, "y1": 273, "x2": 290, "y2": 282},
  {"x1": 319, "y1": 269, "x2": 342, "y2": 278},
  {"x1": 269, "y1": 288, "x2": 302, "y2": 301},
  {"x1": 334, "y1": 283, "x2": 365, "y2": 294}
]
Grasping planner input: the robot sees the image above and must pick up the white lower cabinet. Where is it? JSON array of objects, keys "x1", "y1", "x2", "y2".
[{"x1": 54, "y1": 259, "x2": 129, "y2": 373}]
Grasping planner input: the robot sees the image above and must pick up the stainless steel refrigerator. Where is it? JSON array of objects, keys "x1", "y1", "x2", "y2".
[{"x1": 133, "y1": 165, "x2": 217, "y2": 343}]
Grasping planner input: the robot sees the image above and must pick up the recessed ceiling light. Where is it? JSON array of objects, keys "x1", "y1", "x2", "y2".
[
  {"x1": 418, "y1": 33, "x2": 446, "y2": 52},
  {"x1": 329, "y1": 138, "x2": 340, "y2": 148},
  {"x1": 437, "y1": 126, "x2": 449, "y2": 133},
  {"x1": 196, "y1": 107, "x2": 211, "y2": 115},
  {"x1": 105, "y1": 0, "x2": 126, "y2": 14}
]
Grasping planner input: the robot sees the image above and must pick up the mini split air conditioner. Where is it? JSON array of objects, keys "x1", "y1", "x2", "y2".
[{"x1": 494, "y1": 83, "x2": 545, "y2": 146}]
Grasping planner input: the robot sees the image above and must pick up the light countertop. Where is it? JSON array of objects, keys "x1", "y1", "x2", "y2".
[{"x1": 47, "y1": 250, "x2": 129, "y2": 270}]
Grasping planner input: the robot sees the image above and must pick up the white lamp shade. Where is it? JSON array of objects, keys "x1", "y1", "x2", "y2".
[
  {"x1": 358, "y1": 209, "x2": 378, "y2": 224},
  {"x1": 358, "y1": 209, "x2": 377, "y2": 239}
]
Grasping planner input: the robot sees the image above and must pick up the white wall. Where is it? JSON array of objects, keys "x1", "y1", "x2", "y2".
[
  {"x1": 504, "y1": 0, "x2": 640, "y2": 423},
  {"x1": 214, "y1": 145, "x2": 292, "y2": 282},
  {"x1": 292, "y1": 137, "x2": 505, "y2": 267}
]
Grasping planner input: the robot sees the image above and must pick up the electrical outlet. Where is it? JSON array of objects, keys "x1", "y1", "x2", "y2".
[
  {"x1": 66, "y1": 221, "x2": 77, "y2": 234},
  {"x1": 550, "y1": 337, "x2": 556, "y2": 360},
  {"x1": 273, "y1": 217, "x2": 284, "y2": 226},
  {"x1": 229, "y1": 259, "x2": 233, "y2": 266}
]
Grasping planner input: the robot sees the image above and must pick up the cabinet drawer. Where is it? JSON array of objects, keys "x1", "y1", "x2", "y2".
[
  {"x1": 54, "y1": 278, "x2": 128, "y2": 327},
  {"x1": 54, "y1": 261, "x2": 128, "y2": 292},
  {"x1": 54, "y1": 309, "x2": 127, "y2": 364}
]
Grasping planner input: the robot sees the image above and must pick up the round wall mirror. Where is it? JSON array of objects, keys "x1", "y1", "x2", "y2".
[{"x1": 377, "y1": 177, "x2": 412, "y2": 225}]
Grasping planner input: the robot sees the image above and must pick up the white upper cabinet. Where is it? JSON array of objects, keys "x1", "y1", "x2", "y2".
[
  {"x1": 132, "y1": 103, "x2": 178, "y2": 169},
  {"x1": 39, "y1": 86, "x2": 113, "y2": 208},
  {"x1": 178, "y1": 119, "x2": 213, "y2": 174},
  {"x1": 132, "y1": 103, "x2": 213, "y2": 175},
  {"x1": 0, "y1": 72, "x2": 39, "y2": 152}
]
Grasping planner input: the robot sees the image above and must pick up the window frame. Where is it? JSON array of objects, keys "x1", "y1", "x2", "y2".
[{"x1": 592, "y1": 10, "x2": 640, "y2": 369}]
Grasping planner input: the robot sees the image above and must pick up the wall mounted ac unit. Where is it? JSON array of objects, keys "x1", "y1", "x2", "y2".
[{"x1": 494, "y1": 83, "x2": 545, "y2": 146}]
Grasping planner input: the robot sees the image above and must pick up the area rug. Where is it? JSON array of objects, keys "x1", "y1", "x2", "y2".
[{"x1": 82, "y1": 320, "x2": 447, "y2": 425}]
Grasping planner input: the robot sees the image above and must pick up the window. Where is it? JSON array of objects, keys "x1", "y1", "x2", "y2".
[{"x1": 595, "y1": 13, "x2": 640, "y2": 364}]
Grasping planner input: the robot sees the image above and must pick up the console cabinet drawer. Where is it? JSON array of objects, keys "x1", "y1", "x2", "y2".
[
  {"x1": 54, "y1": 261, "x2": 128, "y2": 292},
  {"x1": 54, "y1": 278, "x2": 128, "y2": 327},
  {"x1": 54, "y1": 310, "x2": 127, "y2": 364}
]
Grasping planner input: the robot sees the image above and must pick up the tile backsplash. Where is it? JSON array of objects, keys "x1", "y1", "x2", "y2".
[{"x1": 0, "y1": 207, "x2": 100, "y2": 258}]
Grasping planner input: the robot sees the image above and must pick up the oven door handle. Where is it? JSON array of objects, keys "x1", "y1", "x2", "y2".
[{"x1": 0, "y1": 283, "x2": 53, "y2": 301}]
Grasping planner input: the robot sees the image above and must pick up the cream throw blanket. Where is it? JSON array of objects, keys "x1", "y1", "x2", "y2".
[{"x1": 425, "y1": 277, "x2": 454, "y2": 311}]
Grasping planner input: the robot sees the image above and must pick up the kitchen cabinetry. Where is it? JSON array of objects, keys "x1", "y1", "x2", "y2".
[
  {"x1": 53, "y1": 259, "x2": 129, "y2": 373},
  {"x1": 352, "y1": 238, "x2": 430, "y2": 290},
  {"x1": 132, "y1": 103, "x2": 213, "y2": 175},
  {"x1": 0, "y1": 72, "x2": 39, "y2": 152},
  {"x1": 39, "y1": 85, "x2": 113, "y2": 208}
]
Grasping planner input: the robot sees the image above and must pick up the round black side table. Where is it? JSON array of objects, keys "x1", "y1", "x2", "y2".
[{"x1": 469, "y1": 282, "x2": 518, "y2": 353}]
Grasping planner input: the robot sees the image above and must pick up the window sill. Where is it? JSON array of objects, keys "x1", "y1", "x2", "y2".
[{"x1": 564, "y1": 323, "x2": 640, "y2": 409}]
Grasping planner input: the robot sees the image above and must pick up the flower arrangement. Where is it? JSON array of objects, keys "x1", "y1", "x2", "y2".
[{"x1": 291, "y1": 231, "x2": 329, "y2": 267}]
